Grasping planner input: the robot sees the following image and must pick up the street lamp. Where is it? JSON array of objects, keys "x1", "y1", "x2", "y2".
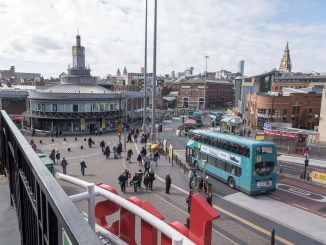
[
  {"x1": 143, "y1": 0, "x2": 148, "y2": 134},
  {"x1": 151, "y1": 0, "x2": 158, "y2": 143},
  {"x1": 204, "y1": 56, "x2": 209, "y2": 111}
]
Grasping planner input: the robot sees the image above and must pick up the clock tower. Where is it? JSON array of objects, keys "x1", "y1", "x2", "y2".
[
  {"x1": 279, "y1": 42, "x2": 292, "y2": 72},
  {"x1": 72, "y1": 34, "x2": 85, "y2": 69}
]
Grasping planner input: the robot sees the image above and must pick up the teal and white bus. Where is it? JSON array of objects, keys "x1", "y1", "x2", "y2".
[{"x1": 186, "y1": 130, "x2": 277, "y2": 195}]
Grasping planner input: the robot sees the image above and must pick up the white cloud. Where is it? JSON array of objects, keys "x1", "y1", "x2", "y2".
[{"x1": 0, "y1": 0, "x2": 325, "y2": 77}]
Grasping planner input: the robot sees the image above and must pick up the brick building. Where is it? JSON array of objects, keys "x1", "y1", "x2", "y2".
[
  {"x1": 167, "y1": 77, "x2": 233, "y2": 110},
  {"x1": 246, "y1": 88, "x2": 321, "y2": 130}
]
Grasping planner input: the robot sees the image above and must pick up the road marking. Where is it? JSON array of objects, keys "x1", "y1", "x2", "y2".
[
  {"x1": 292, "y1": 204, "x2": 308, "y2": 210},
  {"x1": 150, "y1": 191, "x2": 239, "y2": 245},
  {"x1": 133, "y1": 142, "x2": 294, "y2": 245},
  {"x1": 276, "y1": 184, "x2": 326, "y2": 202}
]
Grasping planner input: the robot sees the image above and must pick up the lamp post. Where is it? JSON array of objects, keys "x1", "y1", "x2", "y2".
[
  {"x1": 204, "y1": 56, "x2": 209, "y2": 111},
  {"x1": 151, "y1": 0, "x2": 158, "y2": 143},
  {"x1": 143, "y1": 0, "x2": 148, "y2": 134}
]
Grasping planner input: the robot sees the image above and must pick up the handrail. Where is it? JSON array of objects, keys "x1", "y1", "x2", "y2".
[
  {"x1": 56, "y1": 172, "x2": 196, "y2": 245},
  {"x1": 0, "y1": 110, "x2": 101, "y2": 244}
]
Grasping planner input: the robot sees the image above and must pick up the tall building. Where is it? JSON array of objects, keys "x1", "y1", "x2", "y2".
[
  {"x1": 279, "y1": 42, "x2": 292, "y2": 72},
  {"x1": 237, "y1": 60, "x2": 245, "y2": 76}
]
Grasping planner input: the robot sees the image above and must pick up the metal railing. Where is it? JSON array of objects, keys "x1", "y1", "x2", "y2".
[{"x1": 0, "y1": 110, "x2": 101, "y2": 245}]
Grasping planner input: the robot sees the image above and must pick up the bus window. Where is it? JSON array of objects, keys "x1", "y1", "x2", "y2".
[
  {"x1": 256, "y1": 146, "x2": 273, "y2": 155},
  {"x1": 215, "y1": 159, "x2": 225, "y2": 170},
  {"x1": 208, "y1": 156, "x2": 215, "y2": 165},
  {"x1": 225, "y1": 163, "x2": 233, "y2": 173},
  {"x1": 235, "y1": 166, "x2": 242, "y2": 177},
  {"x1": 255, "y1": 162, "x2": 274, "y2": 176}
]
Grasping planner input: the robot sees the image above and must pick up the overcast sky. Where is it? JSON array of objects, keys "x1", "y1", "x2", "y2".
[{"x1": 0, "y1": 0, "x2": 325, "y2": 78}]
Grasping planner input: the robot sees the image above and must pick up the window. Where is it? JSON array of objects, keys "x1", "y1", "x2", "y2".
[
  {"x1": 37, "y1": 103, "x2": 41, "y2": 111},
  {"x1": 41, "y1": 104, "x2": 45, "y2": 111},
  {"x1": 208, "y1": 156, "x2": 215, "y2": 165},
  {"x1": 256, "y1": 146, "x2": 273, "y2": 154},
  {"x1": 110, "y1": 104, "x2": 114, "y2": 111},
  {"x1": 215, "y1": 159, "x2": 225, "y2": 170},
  {"x1": 73, "y1": 104, "x2": 78, "y2": 112},
  {"x1": 52, "y1": 104, "x2": 57, "y2": 112},
  {"x1": 258, "y1": 109, "x2": 266, "y2": 114},
  {"x1": 198, "y1": 98, "x2": 205, "y2": 110},
  {"x1": 79, "y1": 104, "x2": 85, "y2": 112},
  {"x1": 183, "y1": 97, "x2": 189, "y2": 108},
  {"x1": 100, "y1": 104, "x2": 105, "y2": 112}
]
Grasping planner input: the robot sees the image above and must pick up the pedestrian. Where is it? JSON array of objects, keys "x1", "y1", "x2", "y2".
[
  {"x1": 247, "y1": 129, "x2": 251, "y2": 137},
  {"x1": 49, "y1": 149, "x2": 55, "y2": 163},
  {"x1": 143, "y1": 174, "x2": 150, "y2": 190},
  {"x1": 88, "y1": 137, "x2": 92, "y2": 148},
  {"x1": 144, "y1": 160, "x2": 150, "y2": 174},
  {"x1": 153, "y1": 151, "x2": 160, "y2": 166},
  {"x1": 113, "y1": 144, "x2": 118, "y2": 159},
  {"x1": 204, "y1": 176, "x2": 209, "y2": 194},
  {"x1": 165, "y1": 173, "x2": 171, "y2": 194},
  {"x1": 55, "y1": 150, "x2": 61, "y2": 164},
  {"x1": 32, "y1": 128, "x2": 36, "y2": 136},
  {"x1": 127, "y1": 149, "x2": 133, "y2": 163},
  {"x1": 30, "y1": 139, "x2": 34, "y2": 145},
  {"x1": 117, "y1": 142, "x2": 122, "y2": 158},
  {"x1": 32, "y1": 143, "x2": 37, "y2": 151},
  {"x1": 137, "y1": 154, "x2": 142, "y2": 166},
  {"x1": 104, "y1": 145, "x2": 111, "y2": 159},
  {"x1": 198, "y1": 176, "x2": 203, "y2": 192},
  {"x1": 80, "y1": 159, "x2": 87, "y2": 176},
  {"x1": 206, "y1": 192, "x2": 213, "y2": 206},
  {"x1": 59, "y1": 129, "x2": 62, "y2": 137},
  {"x1": 124, "y1": 169, "x2": 130, "y2": 186},
  {"x1": 141, "y1": 146, "x2": 147, "y2": 157},
  {"x1": 127, "y1": 133, "x2": 132, "y2": 143},
  {"x1": 118, "y1": 171, "x2": 127, "y2": 194},
  {"x1": 132, "y1": 173, "x2": 138, "y2": 192},
  {"x1": 188, "y1": 169, "x2": 194, "y2": 189},
  {"x1": 137, "y1": 169, "x2": 143, "y2": 188},
  {"x1": 186, "y1": 190, "x2": 193, "y2": 213},
  {"x1": 61, "y1": 157, "x2": 68, "y2": 174},
  {"x1": 149, "y1": 169, "x2": 155, "y2": 191},
  {"x1": 100, "y1": 140, "x2": 105, "y2": 153}
]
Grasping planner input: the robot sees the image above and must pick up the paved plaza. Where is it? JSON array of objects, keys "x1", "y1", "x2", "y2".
[{"x1": 26, "y1": 131, "x2": 326, "y2": 245}]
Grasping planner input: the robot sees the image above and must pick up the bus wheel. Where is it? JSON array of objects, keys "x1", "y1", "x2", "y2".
[{"x1": 228, "y1": 177, "x2": 235, "y2": 189}]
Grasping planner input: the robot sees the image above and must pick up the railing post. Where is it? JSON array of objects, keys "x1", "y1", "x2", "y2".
[
  {"x1": 271, "y1": 229, "x2": 275, "y2": 245},
  {"x1": 87, "y1": 183, "x2": 96, "y2": 230}
]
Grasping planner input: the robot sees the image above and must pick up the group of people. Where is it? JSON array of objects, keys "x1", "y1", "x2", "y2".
[
  {"x1": 118, "y1": 168, "x2": 156, "y2": 193},
  {"x1": 127, "y1": 128, "x2": 140, "y2": 143}
]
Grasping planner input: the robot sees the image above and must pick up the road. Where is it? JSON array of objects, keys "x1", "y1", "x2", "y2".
[{"x1": 27, "y1": 130, "x2": 326, "y2": 245}]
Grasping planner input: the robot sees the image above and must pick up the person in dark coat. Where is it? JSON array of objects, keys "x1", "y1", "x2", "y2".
[
  {"x1": 140, "y1": 146, "x2": 147, "y2": 157},
  {"x1": 88, "y1": 137, "x2": 92, "y2": 148},
  {"x1": 80, "y1": 159, "x2": 87, "y2": 176},
  {"x1": 124, "y1": 169, "x2": 130, "y2": 187},
  {"x1": 61, "y1": 157, "x2": 68, "y2": 174},
  {"x1": 149, "y1": 169, "x2": 155, "y2": 191},
  {"x1": 165, "y1": 173, "x2": 171, "y2": 194},
  {"x1": 137, "y1": 154, "x2": 142, "y2": 166},
  {"x1": 143, "y1": 174, "x2": 150, "y2": 190},
  {"x1": 153, "y1": 151, "x2": 160, "y2": 166},
  {"x1": 127, "y1": 149, "x2": 133, "y2": 163},
  {"x1": 132, "y1": 174, "x2": 138, "y2": 192},
  {"x1": 104, "y1": 145, "x2": 111, "y2": 159},
  {"x1": 118, "y1": 172, "x2": 127, "y2": 194},
  {"x1": 49, "y1": 149, "x2": 55, "y2": 163},
  {"x1": 127, "y1": 133, "x2": 132, "y2": 143},
  {"x1": 137, "y1": 169, "x2": 143, "y2": 188},
  {"x1": 55, "y1": 151, "x2": 61, "y2": 164},
  {"x1": 100, "y1": 140, "x2": 105, "y2": 153},
  {"x1": 117, "y1": 143, "x2": 122, "y2": 158}
]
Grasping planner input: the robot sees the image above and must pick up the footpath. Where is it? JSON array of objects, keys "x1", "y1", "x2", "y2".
[
  {"x1": 278, "y1": 154, "x2": 326, "y2": 168},
  {"x1": 148, "y1": 143, "x2": 326, "y2": 245}
]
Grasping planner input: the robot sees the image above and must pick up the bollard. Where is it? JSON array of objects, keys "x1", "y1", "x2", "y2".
[
  {"x1": 51, "y1": 139, "x2": 54, "y2": 142},
  {"x1": 64, "y1": 137, "x2": 66, "y2": 141},
  {"x1": 81, "y1": 146, "x2": 83, "y2": 150},
  {"x1": 75, "y1": 137, "x2": 78, "y2": 141},
  {"x1": 84, "y1": 138, "x2": 86, "y2": 141},
  {"x1": 279, "y1": 165, "x2": 282, "y2": 174},
  {"x1": 271, "y1": 229, "x2": 275, "y2": 245},
  {"x1": 68, "y1": 147, "x2": 71, "y2": 152},
  {"x1": 40, "y1": 140, "x2": 42, "y2": 144}
]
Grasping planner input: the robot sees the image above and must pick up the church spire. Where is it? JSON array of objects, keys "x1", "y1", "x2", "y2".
[{"x1": 279, "y1": 42, "x2": 292, "y2": 72}]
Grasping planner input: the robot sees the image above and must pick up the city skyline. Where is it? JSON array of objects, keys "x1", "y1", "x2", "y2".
[{"x1": 0, "y1": 0, "x2": 326, "y2": 78}]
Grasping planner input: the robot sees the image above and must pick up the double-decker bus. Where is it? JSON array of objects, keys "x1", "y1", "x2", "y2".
[{"x1": 186, "y1": 130, "x2": 277, "y2": 195}]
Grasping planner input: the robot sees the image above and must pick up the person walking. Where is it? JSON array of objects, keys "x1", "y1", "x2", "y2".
[
  {"x1": 144, "y1": 160, "x2": 150, "y2": 175},
  {"x1": 165, "y1": 173, "x2": 171, "y2": 194},
  {"x1": 186, "y1": 190, "x2": 193, "y2": 213},
  {"x1": 104, "y1": 145, "x2": 111, "y2": 159},
  {"x1": 132, "y1": 173, "x2": 138, "y2": 192},
  {"x1": 100, "y1": 140, "x2": 105, "y2": 153},
  {"x1": 32, "y1": 128, "x2": 36, "y2": 136},
  {"x1": 140, "y1": 146, "x2": 147, "y2": 157},
  {"x1": 137, "y1": 154, "x2": 142, "y2": 166},
  {"x1": 80, "y1": 159, "x2": 87, "y2": 176},
  {"x1": 127, "y1": 149, "x2": 133, "y2": 163},
  {"x1": 137, "y1": 169, "x2": 143, "y2": 189},
  {"x1": 143, "y1": 174, "x2": 150, "y2": 190},
  {"x1": 117, "y1": 142, "x2": 122, "y2": 158},
  {"x1": 149, "y1": 169, "x2": 155, "y2": 191},
  {"x1": 153, "y1": 151, "x2": 160, "y2": 166},
  {"x1": 134, "y1": 132, "x2": 138, "y2": 143},
  {"x1": 49, "y1": 149, "x2": 55, "y2": 163},
  {"x1": 127, "y1": 133, "x2": 132, "y2": 143},
  {"x1": 61, "y1": 157, "x2": 68, "y2": 174},
  {"x1": 88, "y1": 137, "x2": 93, "y2": 148},
  {"x1": 118, "y1": 171, "x2": 127, "y2": 194},
  {"x1": 206, "y1": 192, "x2": 213, "y2": 206},
  {"x1": 55, "y1": 150, "x2": 61, "y2": 164},
  {"x1": 124, "y1": 169, "x2": 130, "y2": 187},
  {"x1": 113, "y1": 144, "x2": 118, "y2": 159}
]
